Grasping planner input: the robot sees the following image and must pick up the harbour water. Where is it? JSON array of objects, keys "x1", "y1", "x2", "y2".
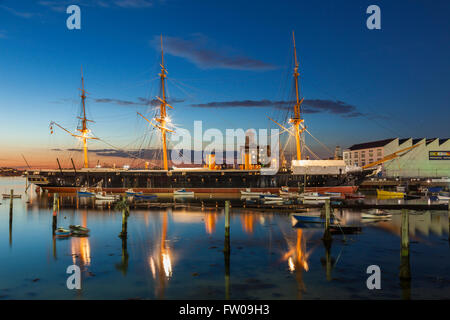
[{"x1": 1, "y1": 177, "x2": 449, "y2": 300}]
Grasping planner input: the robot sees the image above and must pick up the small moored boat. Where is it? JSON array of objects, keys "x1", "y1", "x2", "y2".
[
  {"x1": 95, "y1": 192, "x2": 119, "y2": 200},
  {"x1": 240, "y1": 188, "x2": 267, "y2": 197},
  {"x1": 293, "y1": 214, "x2": 336, "y2": 224},
  {"x1": 324, "y1": 192, "x2": 342, "y2": 199},
  {"x1": 77, "y1": 188, "x2": 95, "y2": 197},
  {"x1": 361, "y1": 212, "x2": 392, "y2": 219},
  {"x1": 174, "y1": 189, "x2": 194, "y2": 196},
  {"x1": 125, "y1": 189, "x2": 143, "y2": 196},
  {"x1": 437, "y1": 193, "x2": 450, "y2": 201},
  {"x1": 55, "y1": 227, "x2": 71, "y2": 237},
  {"x1": 69, "y1": 225, "x2": 90, "y2": 236},
  {"x1": 134, "y1": 194, "x2": 158, "y2": 200},
  {"x1": 376, "y1": 189, "x2": 405, "y2": 198}
]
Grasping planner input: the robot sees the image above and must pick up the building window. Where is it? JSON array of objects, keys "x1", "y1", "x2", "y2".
[
  {"x1": 377, "y1": 149, "x2": 382, "y2": 157},
  {"x1": 369, "y1": 159, "x2": 373, "y2": 163},
  {"x1": 354, "y1": 152, "x2": 358, "y2": 158},
  {"x1": 361, "y1": 161, "x2": 365, "y2": 166}
]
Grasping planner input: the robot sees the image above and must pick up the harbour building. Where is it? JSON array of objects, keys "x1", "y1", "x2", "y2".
[{"x1": 343, "y1": 138, "x2": 450, "y2": 178}]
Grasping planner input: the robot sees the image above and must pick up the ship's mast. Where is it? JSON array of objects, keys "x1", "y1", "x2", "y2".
[
  {"x1": 159, "y1": 35, "x2": 169, "y2": 170},
  {"x1": 50, "y1": 66, "x2": 98, "y2": 169},
  {"x1": 290, "y1": 31, "x2": 305, "y2": 161},
  {"x1": 78, "y1": 66, "x2": 90, "y2": 168},
  {"x1": 138, "y1": 35, "x2": 174, "y2": 170}
]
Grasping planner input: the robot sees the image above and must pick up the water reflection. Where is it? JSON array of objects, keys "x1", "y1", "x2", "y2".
[
  {"x1": 1, "y1": 178, "x2": 450, "y2": 300},
  {"x1": 241, "y1": 213, "x2": 255, "y2": 234},
  {"x1": 148, "y1": 210, "x2": 173, "y2": 299},
  {"x1": 71, "y1": 210, "x2": 91, "y2": 267},
  {"x1": 204, "y1": 212, "x2": 218, "y2": 234}
]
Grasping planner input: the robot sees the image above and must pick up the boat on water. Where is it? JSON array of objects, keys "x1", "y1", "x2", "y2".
[
  {"x1": 25, "y1": 34, "x2": 371, "y2": 195},
  {"x1": 125, "y1": 189, "x2": 143, "y2": 196},
  {"x1": 264, "y1": 199, "x2": 285, "y2": 205},
  {"x1": 301, "y1": 192, "x2": 331, "y2": 203},
  {"x1": 376, "y1": 189, "x2": 405, "y2": 198},
  {"x1": 173, "y1": 189, "x2": 194, "y2": 196},
  {"x1": 279, "y1": 186, "x2": 301, "y2": 198},
  {"x1": 292, "y1": 214, "x2": 336, "y2": 224},
  {"x1": 361, "y1": 212, "x2": 392, "y2": 219},
  {"x1": 134, "y1": 194, "x2": 158, "y2": 200},
  {"x1": 77, "y1": 188, "x2": 95, "y2": 197},
  {"x1": 324, "y1": 192, "x2": 342, "y2": 199},
  {"x1": 54, "y1": 228, "x2": 71, "y2": 237},
  {"x1": 69, "y1": 225, "x2": 90, "y2": 236},
  {"x1": 437, "y1": 193, "x2": 450, "y2": 201},
  {"x1": 95, "y1": 192, "x2": 119, "y2": 201},
  {"x1": 241, "y1": 189, "x2": 270, "y2": 197}
]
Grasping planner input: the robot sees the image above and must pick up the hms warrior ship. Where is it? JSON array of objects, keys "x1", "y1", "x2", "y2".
[{"x1": 26, "y1": 33, "x2": 370, "y2": 194}]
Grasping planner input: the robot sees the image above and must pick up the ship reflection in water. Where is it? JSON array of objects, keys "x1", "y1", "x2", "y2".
[{"x1": 0, "y1": 178, "x2": 449, "y2": 300}]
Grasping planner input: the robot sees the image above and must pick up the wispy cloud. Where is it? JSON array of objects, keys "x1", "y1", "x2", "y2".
[
  {"x1": 191, "y1": 99, "x2": 365, "y2": 118},
  {"x1": 0, "y1": 5, "x2": 36, "y2": 18},
  {"x1": 38, "y1": 0, "x2": 153, "y2": 12},
  {"x1": 151, "y1": 34, "x2": 276, "y2": 71},
  {"x1": 94, "y1": 97, "x2": 184, "y2": 106},
  {"x1": 113, "y1": 0, "x2": 153, "y2": 8}
]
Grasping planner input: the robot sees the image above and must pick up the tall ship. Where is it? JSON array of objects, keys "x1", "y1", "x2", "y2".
[{"x1": 27, "y1": 33, "x2": 370, "y2": 194}]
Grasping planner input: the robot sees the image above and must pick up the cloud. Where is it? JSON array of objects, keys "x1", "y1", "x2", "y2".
[
  {"x1": 151, "y1": 34, "x2": 276, "y2": 71},
  {"x1": 191, "y1": 99, "x2": 365, "y2": 118},
  {"x1": 38, "y1": 0, "x2": 152, "y2": 11},
  {"x1": 0, "y1": 5, "x2": 36, "y2": 18},
  {"x1": 94, "y1": 97, "x2": 184, "y2": 106},
  {"x1": 113, "y1": 0, "x2": 153, "y2": 8},
  {"x1": 52, "y1": 148, "x2": 238, "y2": 161}
]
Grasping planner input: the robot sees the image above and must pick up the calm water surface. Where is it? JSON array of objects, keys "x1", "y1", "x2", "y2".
[{"x1": 1, "y1": 177, "x2": 449, "y2": 299}]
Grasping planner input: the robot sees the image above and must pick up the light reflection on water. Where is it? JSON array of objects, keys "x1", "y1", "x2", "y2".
[{"x1": 0, "y1": 177, "x2": 449, "y2": 300}]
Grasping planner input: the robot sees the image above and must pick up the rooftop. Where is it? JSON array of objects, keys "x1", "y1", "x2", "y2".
[{"x1": 347, "y1": 138, "x2": 395, "y2": 151}]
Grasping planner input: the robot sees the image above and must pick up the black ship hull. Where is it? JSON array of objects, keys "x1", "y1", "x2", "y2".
[{"x1": 27, "y1": 169, "x2": 369, "y2": 194}]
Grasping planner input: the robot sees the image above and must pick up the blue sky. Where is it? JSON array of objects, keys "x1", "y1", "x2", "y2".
[{"x1": 0, "y1": 0, "x2": 449, "y2": 166}]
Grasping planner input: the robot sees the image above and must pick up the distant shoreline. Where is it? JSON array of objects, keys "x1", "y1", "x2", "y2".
[{"x1": 0, "y1": 168, "x2": 24, "y2": 177}]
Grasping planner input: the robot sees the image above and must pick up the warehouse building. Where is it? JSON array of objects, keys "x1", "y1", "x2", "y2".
[{"x1": 343, "y1": 138, "x2": 450, "y2": 178}]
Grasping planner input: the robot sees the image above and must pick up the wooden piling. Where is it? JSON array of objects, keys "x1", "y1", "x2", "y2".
[
  {"x1": 52, "y1": 193, "x2": 58, "y2": 233},
  {"x1": 322, "y1": 199, "x2": 332, "y2": 242},
  {"x1": 224, "y1": 200, "x2": 230, "y2": 299},
  {"x1": 9, "y1": 189, "x2": 13, "y2": 210},
  {"x1": 9, "y1": 189, "x2": 13, "y2": 247},
  {"x1": 399, "y1": 209, "x2": 411, "y2": 282}
]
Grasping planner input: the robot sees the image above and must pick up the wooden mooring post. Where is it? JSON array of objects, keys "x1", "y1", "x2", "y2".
[
  {"x1": 52, "y1": 193, "x2": 58, "y2": 233},
  {"x1": 399, "y1": 209, "x2": 411, "y2": 299},
  {"x1": 224, "y1": 200, "x2": 231, "y2": 299},
  {"x1": 322, "y1": 199, "x2": 332, "y2": 242},
  {"x1": 9, "y1": 189, "x2": 13, "y2": 246}
]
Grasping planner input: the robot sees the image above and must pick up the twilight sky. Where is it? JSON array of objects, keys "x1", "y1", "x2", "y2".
[{"x1": 0, "y1": 0, "x2": 449, "y2": 168}]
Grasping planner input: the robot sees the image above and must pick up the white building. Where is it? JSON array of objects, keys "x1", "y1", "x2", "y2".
[{"x1": 343, "y1": 138, "x2": 450, "y2": 178}]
